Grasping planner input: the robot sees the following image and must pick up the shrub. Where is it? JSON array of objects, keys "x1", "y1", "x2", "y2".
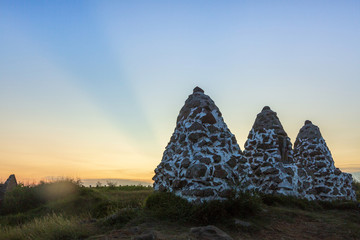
[
  {"x1": 260, "y1": 193, "x2": 360, "y2": 211},
  {"x1": 0, "y1": 180, "x2": 80, "y2": 215},
  {"x1": 190, "y1": 192, "x2": 262, "y2": 224},
  {"x1": 318, "y1": 200, "x2": 359, "y2": 210},
  {"x1": 260, "y1": 194, "x2": 319, "y2": 210},
  {"x1": 145, "y1": 192, "x2": 192, "y2": 221},
  {"x1": 106, "y1": 181, "x2": 117, "y2": 189},
  {"x1": 145, "y1": 191, "x2": 262, "y2": 224}
]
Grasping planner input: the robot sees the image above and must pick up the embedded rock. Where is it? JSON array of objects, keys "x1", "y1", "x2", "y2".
[
  {"x1": 153, "y1": 87, "x2": 250, "y2": 202},
  {"x1": 152, "y1": 87, "x2": 356, "y2": 202},
  {"x1": 243, "y1": 107, "x2": 300, "y2": 196},
  {"x1": 189, "y1": 225, "x2": 234, "y2": 240},
  {"x1": 133, "y1": 231, "x2": 157, "y2": 240},
  {"x1": 294, "y1": 121, "x2": 356, "y2": 201}
]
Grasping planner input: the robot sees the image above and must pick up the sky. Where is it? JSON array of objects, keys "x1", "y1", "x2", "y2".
[{"x1": 0, "y1": 0, "x2": 359, "y2": 183}]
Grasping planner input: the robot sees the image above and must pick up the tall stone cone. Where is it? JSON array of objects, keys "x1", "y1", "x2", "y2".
[
  {"x1": 243, "y1": 106, "x2": 299, "y2": 196},
  {"x1": 294, "y1": 121, "x2": 356, "y2": 201},
  {"x1": 153, "y1": 87, "x2": 250, "y2": 202}
]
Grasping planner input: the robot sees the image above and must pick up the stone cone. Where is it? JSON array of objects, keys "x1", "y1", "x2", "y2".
[
  {"x1": 294, "y1": 121, "x2": 356, "y2": 201},
  {"x1": 153, "y1": 87, "x2": 250, "y2": 202},
  {"x1": 4, "y1": 174, "x2": 17, "y2": 191},
  {"x1": 0, "y1": 174, "x2": 17, "y2": 205},
  {"x1": 243, "y1": 106, "x2": 299, "y2": 196}
]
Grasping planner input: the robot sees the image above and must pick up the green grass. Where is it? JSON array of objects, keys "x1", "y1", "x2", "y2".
[
  {"x1": 0, "y1": 180, "x2": 153, "y2": 239},
  {"x1": 0, "y1": 180, "x2": 359, "y2": 239},
  {"x1": 0, "y1": 181, "x2": 153, "y2": 224},
  {"x1": 0, "y1": 213, "x2": 96, "y2": 240}
]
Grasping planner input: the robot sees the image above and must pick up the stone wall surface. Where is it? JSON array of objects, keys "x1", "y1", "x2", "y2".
[
  {"x1": 153, "y1": 87, "x2": 251, "y2": 202},
  {"x1": 243, "y1": 107, "x2": 300, "y2": 197},
  {"x1": 294, "y1": 121, "x2": 356, "y2": 201},
  {"x1": 153, "y1": 87, "x2": 356, "y2": 202}
]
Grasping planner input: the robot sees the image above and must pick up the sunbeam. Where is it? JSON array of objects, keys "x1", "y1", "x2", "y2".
[{"x1": 1, "y1": 1, "x2": 359, "y2": 184}]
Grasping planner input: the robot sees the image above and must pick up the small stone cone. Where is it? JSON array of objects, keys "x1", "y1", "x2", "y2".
[
  {"x1": 0, "y1": 174, "x2": 17, "y2": 204},
  {"x1": 243, "y1": 106, "x2": 299, "y2": 196},
  {"x1": 294, "y1": 120, "x2": 334, "y2": 170},
  {"x1": 294, "y1": 121, "x2": 356, "y2": 201},
  {"x1": 4, "y1": 174, "x2": 17, "y2": 192},
  {"x1": 153, "y1": 87, "x2": 250, "y2": 202}
]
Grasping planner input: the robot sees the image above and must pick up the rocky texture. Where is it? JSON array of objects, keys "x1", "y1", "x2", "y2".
[
  {"x1": 243, "y1": 107, "x2": 300, "y2": 196},
  {"x1": 153, "y1": 87, "x2": 356, "y2": 202},
  {"x1": 0, "y1": 174, "x2": 17, "y2": 204},
  {"x1": 189, "y1": 225, "x2": 234, "y2": 240},
  {"x1": 153, "y1": 87, "x2": 250, "y2": 202},
  {"x1": 294, "y1": 121, "x2": 356, "y2": 201}
]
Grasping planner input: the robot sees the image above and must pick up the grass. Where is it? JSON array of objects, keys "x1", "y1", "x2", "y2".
[
  {"x1": 0, "y1": 213, "x2": 96, "y2": 240},
  {"x1": 0, "y1": 180, "x2": 359, "y2": 239},
  {"x1": 0, "y1": 180, "x2": 153, "y2": 240}
]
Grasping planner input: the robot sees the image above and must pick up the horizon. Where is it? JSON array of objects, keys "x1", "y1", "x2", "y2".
[{"x1": 1, "y1": 1, "x2": 360, "y2": 183}]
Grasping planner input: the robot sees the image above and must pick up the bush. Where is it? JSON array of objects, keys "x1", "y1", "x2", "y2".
[
  {"x1": 0, "y1": 180, "x2": 80, "y2": 215},
  {"x1": 0, "y1": 186, "x2": 44, "y2": 215},
  {"x1": 260, "y1": 193, "x2": 360, "y2": 211},
  {"x1": 145, "y1": 191, "x2": 262, "y2": 224},
  {"x1": 318, "y1": 200, "x2": 359, "y2": 210},
  {"x1": 106, "y1": 181, "x2": 117, "y2": 189},
  {"x1": 145, "y1": 192, "x2": 192, "y2": 221},
  {"x1": 190, "y1": 192, "x2": 262, "y2": 224},
  {"x1": 260, "y1": 194, "x2": 319, "y2": 210}
]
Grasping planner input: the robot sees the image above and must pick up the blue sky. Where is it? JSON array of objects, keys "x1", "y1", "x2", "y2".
[{"x1": 0, "y1": 1, "x2": 359, "y2": 182}]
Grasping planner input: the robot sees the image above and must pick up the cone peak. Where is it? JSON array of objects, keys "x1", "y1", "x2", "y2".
[
  {"x1": 193, "y1": 86, "x2": 204, "y2": 94},
  {"x1": 262, "y1": 106, "x2": 271, "y2": 111},
  {"x1": 296, "y1": 121, "x2": 322, "y2": 141},
  {"x1": 252, "y1": 107, "x2": 287, "y2": 136},
  {"x1": 305, "y1": 120, "x2": 312, "y2": 125}
]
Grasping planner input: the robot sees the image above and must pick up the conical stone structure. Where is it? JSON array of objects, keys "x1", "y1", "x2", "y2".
[
  {"x1": 153, "y1": 87, "x2": 250, "y2": 202},
  {"x1": 294, "y1": 121, "x2": 356, "y2": 201},
  {"x1": 0, "y1": 174, "x2": 17, "y2": 205},
  {"x1": 243, "y1": 106, "x2": 299, "y2": 196}
]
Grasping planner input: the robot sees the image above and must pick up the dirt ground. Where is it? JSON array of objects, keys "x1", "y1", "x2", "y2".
[{"x1": 89, "y1": 206, "x2": 360, "y2": 240}]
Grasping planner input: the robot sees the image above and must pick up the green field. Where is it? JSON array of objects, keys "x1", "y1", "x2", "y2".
[{"x1": 0, "y1": 180, "x2": 359, "y2": 240}]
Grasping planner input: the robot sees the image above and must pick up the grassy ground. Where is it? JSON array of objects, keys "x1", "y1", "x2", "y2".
[
  {"x1": 0, "y1": 180, "x2": 152, "y2": 240},
  {"x1": 0, "y1": 180, "x2": 359, "y2": 240}
]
